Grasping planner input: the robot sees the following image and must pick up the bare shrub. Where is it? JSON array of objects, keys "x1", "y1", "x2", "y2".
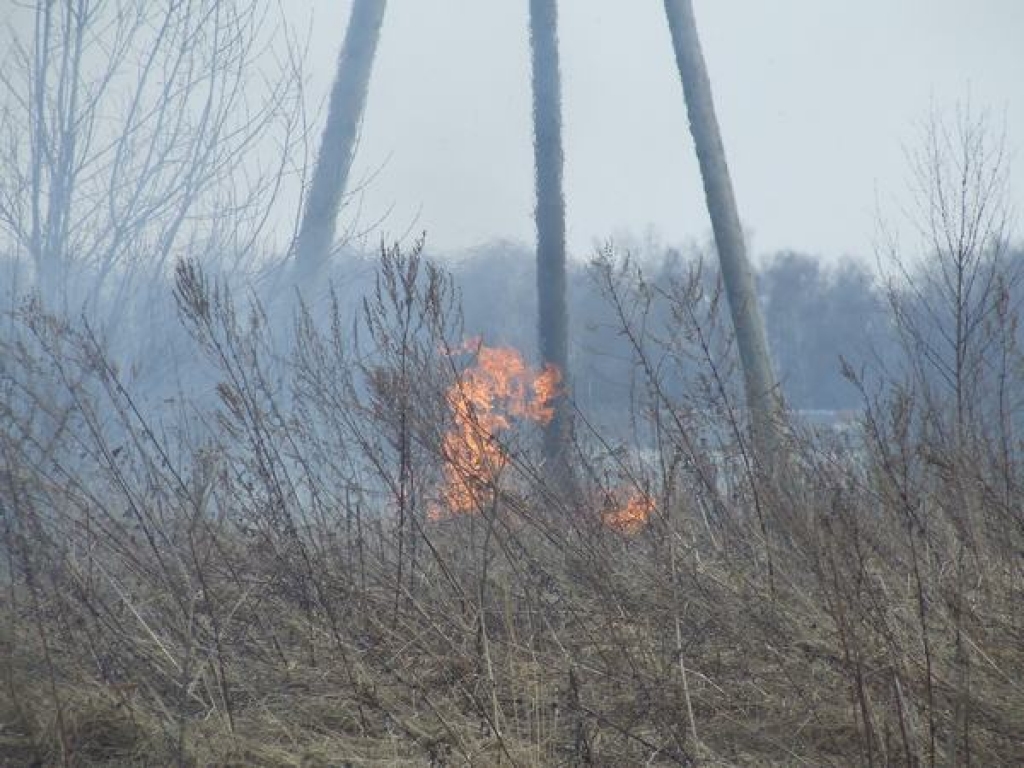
[{"x1": 1, "y1": 123, "x2": 1022, "y2": 766}]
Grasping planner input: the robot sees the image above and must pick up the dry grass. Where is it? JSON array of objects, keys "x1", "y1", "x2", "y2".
[{"x1": 2, "y1": 247, "x2": 1023, "y2": 766}]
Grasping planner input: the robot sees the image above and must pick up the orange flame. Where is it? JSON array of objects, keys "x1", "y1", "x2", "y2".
[
  {"x1": 431, "y1": 340, "x2": 652, "y2": 534},
  {"x1": 433, "y1": 342, "x2": 561, "y2": 519},
  {"x1": 602, "y1": 491, "x2": 655, "y2": 534}
]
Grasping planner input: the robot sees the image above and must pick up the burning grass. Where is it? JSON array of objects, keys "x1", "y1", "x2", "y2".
[
  {"x1": 600, "y1": 490, "x2": 656, "y2": 533},
  {"x1": 434, "y1": 341, "x2": 560, "y2": 518},
  {"x1": 2, "y1": 250, "x2": 1023, "y2": 765},
  {"x1": 433, "y1": 340, "x2": 654, "y2": 533}
]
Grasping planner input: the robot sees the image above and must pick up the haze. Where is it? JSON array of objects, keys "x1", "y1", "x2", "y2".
[
  {"x1": 4, "y1": 4, "x2": 1024, "y2": 763},
  {"x1": 301, "y1": 0, "x2": 1024, "y2": 262}
]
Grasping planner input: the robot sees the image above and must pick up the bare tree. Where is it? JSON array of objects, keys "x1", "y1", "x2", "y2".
[
  {"x1": 883, "y1": 108, "x2": 1016, "y2": 448},
  {"x1": 866, "y1": 106, "x2": 1020, "y2": 767},
  {"x1": 662, "y1": 0, "x2": 784, "y2": 454},
  {"x1": 529, "y1": 0, "x2": 572, "y2": 472},
  {"x1": 292, "y1": 0, "x2": 387, "y2": 282},
  {"x1": 0, "y1": 1, "x2": 301, "y2": 321}
]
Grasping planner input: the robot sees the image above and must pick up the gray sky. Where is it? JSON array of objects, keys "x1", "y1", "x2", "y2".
[{"x1": 304, "y1": 0, "x2": 1023, "y2": 264}]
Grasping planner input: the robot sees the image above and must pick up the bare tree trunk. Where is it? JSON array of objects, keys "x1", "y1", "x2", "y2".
[
  {"x1": 529, "y1": 0, "x2": 572, "y2": 472},
  {"x1": 662, "y1": 0, "x2": 784, "y2": 453},
  {"x1": 293, "y1": 0, "x2": 387, "y2": 281}
]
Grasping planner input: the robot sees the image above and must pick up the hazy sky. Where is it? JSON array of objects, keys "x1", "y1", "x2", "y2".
[
  {"x1": 3, "y1": 1, "x2": 1018, "y2": 265},
  {"x1": 303, "y1": 0, "x2": 1023, "y2": 264}
]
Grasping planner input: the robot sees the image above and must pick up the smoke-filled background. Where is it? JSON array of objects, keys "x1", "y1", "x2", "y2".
[
  {"x1": 2, "y1": 2, "x2": 1024, "y2": 764},
  {"x1": 3, "y1": 0, "x2": 1021, "y2": 262},
  {"x1": 298, "y1": 0, "x2": 1024, "y2": 261},
  {"x1": 1, "y1": 0, "x2": 1022, "y2": 422}
]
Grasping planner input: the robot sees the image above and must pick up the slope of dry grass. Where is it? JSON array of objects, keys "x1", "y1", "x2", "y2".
[{"x1": 2, "y1": 249, "x2": 1022, "y2": 766}]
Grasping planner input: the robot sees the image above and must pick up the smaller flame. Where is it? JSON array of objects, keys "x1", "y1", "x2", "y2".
[{"x1": 602, "y1": 491, "x2": 655, "y2": 534}]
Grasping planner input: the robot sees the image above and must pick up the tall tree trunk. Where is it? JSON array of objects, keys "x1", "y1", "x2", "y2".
[
  {"x1": 662, "y1": 0, "x2": 784, "y2": 453},
  {"x1": 293, "y1": 0, "x2": 387, "y2": 280},
  {"x1": 529, "y1": 0, "x2": 572, "y2": 472}
]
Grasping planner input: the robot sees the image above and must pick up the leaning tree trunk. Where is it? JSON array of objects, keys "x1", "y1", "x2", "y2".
[
  {"x1": 529, "y1": 0, "x2": 572, "y2": 473},
  {"x1": 663, "y1": 0, "x2": 784, "y2": 454},
  {"x1": 293, "y1": 0, "x2": 387, "y2": 281}
]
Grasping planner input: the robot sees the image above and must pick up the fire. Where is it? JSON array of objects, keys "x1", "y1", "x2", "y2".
[
  {"x1": 431, "y1": 339, "x2": 652, "y2": 534},
  {"x1": 602, "y1": 491, "x2": 655, "y2": 534},
  {"x1": 433, "y1": 341, "x2": 561, "y2": 518}
]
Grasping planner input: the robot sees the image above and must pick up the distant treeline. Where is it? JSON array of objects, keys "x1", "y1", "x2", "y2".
[
  {"x1": 4, "y1": 236, "x2": 1021, "y2": 431},
  {"x1": 446, "y1": 239, "x2": 1023, "y2": 423},
  {"x1": 449, "y1": 241, "x2": 880, "y2": 414}
]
